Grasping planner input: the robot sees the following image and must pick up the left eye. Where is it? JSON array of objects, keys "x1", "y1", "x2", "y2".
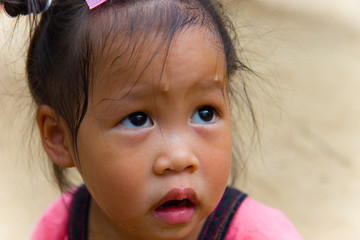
[
  {"x1": 191, "y1": 106, "x2": 217, "y2": 124},
  {"x1": 120, "y1": 112, "x2": 153, "y2": 128}
]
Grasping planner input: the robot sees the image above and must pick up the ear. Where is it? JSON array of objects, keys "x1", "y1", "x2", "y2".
[{"x1": 37, "y1": 105, "x2": 75, "y2": 168}]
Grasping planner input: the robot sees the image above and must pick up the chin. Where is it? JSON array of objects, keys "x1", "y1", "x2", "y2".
[{"x1": 143, "y1": 220, "x2": 204, "y2": 240}]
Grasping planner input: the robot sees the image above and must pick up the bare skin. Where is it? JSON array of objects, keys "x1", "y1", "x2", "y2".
[{"x1": 38, "y1": 28, "x2": 232, "y2": 240}]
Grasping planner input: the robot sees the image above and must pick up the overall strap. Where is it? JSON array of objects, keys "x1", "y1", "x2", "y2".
[
  {"x1": 68, "y1": 184, "x2": 91, "y2": 240},
  {"x1": 66, "y1": 185, "x2": 246, "y2": 240},
  {"x1": 198, "y1": 187, "x2": 247, "y2": 240}
]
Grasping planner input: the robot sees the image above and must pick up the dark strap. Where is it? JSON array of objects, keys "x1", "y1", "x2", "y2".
[
  {"x1": 67, "y1": 185, "x2": 246, "y2": 240},
  {"x1": 198, "y1": 187, "x2": 247, "y2": 240},
  {"x1": 67, "y1": 184, "x2": 91, "y2": 240}
]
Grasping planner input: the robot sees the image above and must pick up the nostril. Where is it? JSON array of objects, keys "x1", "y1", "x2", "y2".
[
  {"x1": 153, "y1": 158, "x2": 170, "y2": 175},
  {"x1": 185, "y1": 165, "x2": 196, "y2": 172},
  {"x1": 165, "y1": 166, "x2": 175, "y2": 172},
  {"x1": 153, "y1": 148, "x2": 199, "y2": 175},
  {"x1": 172, "y1": 159, "x2": 198, "y2": 173}
]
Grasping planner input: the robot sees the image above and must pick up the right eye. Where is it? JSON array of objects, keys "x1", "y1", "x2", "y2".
[
  {"x1": 120, "y1": 112, "x2": 153, "y2": 128},
  {"x1": 191, "y1": 106, "x2": 218, "y2": 124}
]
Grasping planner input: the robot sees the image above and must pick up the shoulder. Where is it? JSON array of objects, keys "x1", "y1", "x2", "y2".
[
  {"x1": 29, "y1": 190, "x2": 75, "y2": 240},
  {"x1": 225, "y1": 197, "x2": 303, "y2": 240}
]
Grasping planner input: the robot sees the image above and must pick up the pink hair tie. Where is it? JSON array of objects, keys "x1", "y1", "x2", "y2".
[{"x1": 85, "y1": 0, "x2": 107, "y2": 9}]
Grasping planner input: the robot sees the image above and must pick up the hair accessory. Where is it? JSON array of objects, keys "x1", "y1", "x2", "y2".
[
  {"x1": 85, "y1": 0, "x2": 107, "y2": 9},
  {"x1": 42, "y1": 0, "x2": 53, "y2": 12}
]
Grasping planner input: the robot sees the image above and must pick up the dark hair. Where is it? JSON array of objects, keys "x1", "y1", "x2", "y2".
[{"x1": 2, "y1": 0, "x2": 254, "y2": 191}]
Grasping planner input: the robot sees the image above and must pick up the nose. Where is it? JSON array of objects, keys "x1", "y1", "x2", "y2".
[{"x1": 153, "y1": 135, "x2": 199, "y2": 175}]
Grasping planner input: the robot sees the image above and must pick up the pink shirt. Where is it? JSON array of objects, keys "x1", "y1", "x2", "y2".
[
  {"x1": 30, "y1": 193, "x2": 303, "y2": 240},
  {"x1": 30, "y1": 193, "x2": 72, "y2": 240},
  {"x1": 224, "y1": 198, "x2": 303, "y2": 240}
]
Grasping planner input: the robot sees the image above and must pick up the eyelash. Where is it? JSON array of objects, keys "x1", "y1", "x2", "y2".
[
  {"x1": 118, "y1": 105, "x2": 221, "y2": 129},
  {"x1": 119, "y1": 112, "x2": 153, "y2": 129},
  {"x1": 191, "y1": 105, "x2": 221, "y2": 124}
]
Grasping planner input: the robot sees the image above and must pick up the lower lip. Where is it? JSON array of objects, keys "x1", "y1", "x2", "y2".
[{"x1": 154, "y1": 206, "x2": 196, "y2": 225}]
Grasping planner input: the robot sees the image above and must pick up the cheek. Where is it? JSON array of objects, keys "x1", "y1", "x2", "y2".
[
  {"x1": 78, "y1": 147, "x2": 151, "y2": 224},
  {"x1": 75, "y1": 125, "x2": 153, "y2": 221},
  {"x1": 207, "y1": 130, "x2": 232, "y2": 183},
  {"x1": 201, "y1": 119, "x2": 232, "y2": 164},
  {"x1": 195, "y1": 121, "x2": 232, "y2": 217},
  {"x1": 197, "y1": 120, "x2": 232, "y2": 191}
]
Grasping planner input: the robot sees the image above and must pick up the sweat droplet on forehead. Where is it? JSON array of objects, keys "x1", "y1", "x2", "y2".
[
  {"x1": 161, "y1": 61, "x2": 171, "y2": 92},
  {"x1": 160, "y1": 48, "x2": 225, "y2": 93},
  {"x1": 92, "y1": 29, "x2": 227, "y2": 109},
  {"x1": 162, "y1": 81, "x2": 170, "y2": 92},
  {"x1": 213, "y1": 50, "x2": 224, "y2": 83},
  {"x1": 214, "y1": 73, "x2": 219, "y2": 82}
]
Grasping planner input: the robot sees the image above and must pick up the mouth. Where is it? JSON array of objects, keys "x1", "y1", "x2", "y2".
[{"x1": 153, "y1": 188, "x2": 199, "y2": 225}]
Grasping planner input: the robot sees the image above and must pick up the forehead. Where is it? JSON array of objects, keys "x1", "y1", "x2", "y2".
[{"x1": 90, "y1": 28, "x2": 226, "y2": 107}]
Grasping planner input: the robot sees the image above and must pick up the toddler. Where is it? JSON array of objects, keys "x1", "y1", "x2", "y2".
[{"x1": 1, "y1": 0, "x2": 303, "y2": 239}]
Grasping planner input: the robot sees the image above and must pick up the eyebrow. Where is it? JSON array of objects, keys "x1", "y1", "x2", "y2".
[
  {"x1": 186, "y1": 75, "x2": 226, "y2": 96},
  {"x1": 95, "y1": 89, "x2": 148, "y2": 107},
  {"x1": 194, "y1": 77, "x2": 224, "y2": 90},
  {"x1": 95, "y1": 73, "x2": 226, "y2": 108}
]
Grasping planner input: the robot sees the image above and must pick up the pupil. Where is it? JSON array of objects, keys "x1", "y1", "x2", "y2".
[
  {"x1": 129, "y1": 112, "x2": 147, "y2": 126},
  {"x1": 199, "y1": 107, "x2": 214, "y2": 122}
]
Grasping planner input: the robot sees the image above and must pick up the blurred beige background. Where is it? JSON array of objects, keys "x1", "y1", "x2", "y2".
[{"x1": 1, "y1": 0, "x2": 360, "y2": 239}]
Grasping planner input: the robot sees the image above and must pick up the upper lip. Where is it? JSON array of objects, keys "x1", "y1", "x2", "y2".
[{"x1": 154, "y1": 188, "x2": 199, "y2": 209}]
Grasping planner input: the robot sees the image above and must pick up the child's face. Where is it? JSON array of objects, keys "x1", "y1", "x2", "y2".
[{"x1": 75, "y1": 29, "x2": 232, "y2": 239}]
